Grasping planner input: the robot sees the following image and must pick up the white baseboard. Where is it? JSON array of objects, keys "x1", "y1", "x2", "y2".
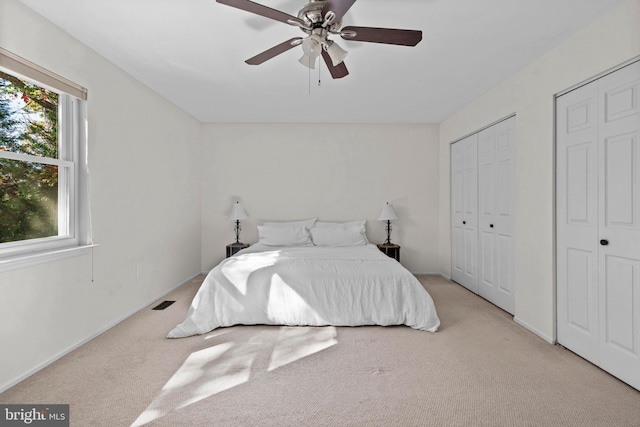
[
  {"x1": 0, "y1": 273, "x2": 200, "y2": 394},
  {"x1": 514, "y1": 316, "x2": 556, "y2": 344}
]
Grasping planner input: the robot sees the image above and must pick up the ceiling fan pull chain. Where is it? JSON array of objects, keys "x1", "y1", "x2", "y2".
[{"x1": 318, "y1": 64, "x2": 321, "y2": 86}]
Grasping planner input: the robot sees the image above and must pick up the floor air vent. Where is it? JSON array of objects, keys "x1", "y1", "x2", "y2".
[{"x1": 152, "y1": 300, "x2": 175, "y2": 310}]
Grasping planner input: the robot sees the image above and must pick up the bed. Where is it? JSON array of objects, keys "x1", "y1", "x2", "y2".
[{"x1": 167, "y1": 220, "x2": 440, "y2": 338}]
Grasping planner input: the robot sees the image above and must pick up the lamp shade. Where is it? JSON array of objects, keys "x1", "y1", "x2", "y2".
[
  {"x1": 228, "y1": 201, "x2": 248, "y2": 220},
  {"x1": 298, "y1": 35, "x2": 322, "y2": 69},
  {"x1": 378, "y1": 202, "x2": 398, "y2": 221},
  {"x1": 298, "y1": 53, "x2": 316, "y2": 69},
  {"x1": 326, "y1": 41, "x2": 348, "y2": 66},
  {"x1": 302, "y1": 35, "x2": 323, "y2": 56}
]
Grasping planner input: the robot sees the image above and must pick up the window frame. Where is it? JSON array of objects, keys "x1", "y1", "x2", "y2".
[{"x1": 0, "y1": 50, "x2": 91, "y2": 272}]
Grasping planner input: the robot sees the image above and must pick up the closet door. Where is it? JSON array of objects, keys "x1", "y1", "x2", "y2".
[
  {"x1": 451, "y1": 134, "x2": 479, "y2": 293},
  {"x1": 557, "y1": 60, "x2": 640, "y2": 390},
  {"x1": 596, "y1": 62, "x2": 640, "y2": 389},
  {"x1": 557, "y1": 80, "x2": 600, "y2": 359},
  {"x1": 478, "y1": 117, "x2": 516, "y2": 314}
]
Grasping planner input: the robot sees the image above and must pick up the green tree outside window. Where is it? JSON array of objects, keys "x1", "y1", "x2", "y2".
[{"x1": 0, "y1": 71, "x2": 59, "y2": 243}]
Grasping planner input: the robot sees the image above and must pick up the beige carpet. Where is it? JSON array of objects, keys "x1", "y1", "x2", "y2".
[{"x1": 1, "y1": 275, "x2": 639, "y2": 426}]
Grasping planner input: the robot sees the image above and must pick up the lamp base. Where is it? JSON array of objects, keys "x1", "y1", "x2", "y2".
[
  {"x1": 234, "y1": 220, "x2": 242, "y2": 244},
  {"x1": 384, "y1": 220, "x2": 393, "y2": 246}
]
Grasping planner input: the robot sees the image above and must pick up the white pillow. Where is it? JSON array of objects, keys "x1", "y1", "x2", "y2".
[
  {"x1": 314, "y1": 220, "x2": 365, "y2": 230},
  {"x1": 257, "y1": 225, "x2": 313, "y2": 247},
  {"x1": 262, "y1": 218, "x2": 317, "y2": 229},
  {"x1": 311, "y1": 226, "x2": 368, "y2": 246}
]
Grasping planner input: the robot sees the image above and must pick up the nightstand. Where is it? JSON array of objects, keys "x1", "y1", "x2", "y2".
[
  {"x1": 377, "y1": 243, "x2": 400, "y2": 262},
  {"x1": 226, "y1": 242, "x2": 249, "y2": 258}
]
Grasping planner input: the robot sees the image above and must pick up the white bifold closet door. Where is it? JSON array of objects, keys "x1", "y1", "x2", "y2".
[
  {"x1": 451, "y1": 133, "x2": 479, "y2": 293},
  {"x1": 557, "y1": 60, "x2": 640, "y2": 391},
  {"x1": 451, "y1": 116, "x2": 516, "y2": 314}
]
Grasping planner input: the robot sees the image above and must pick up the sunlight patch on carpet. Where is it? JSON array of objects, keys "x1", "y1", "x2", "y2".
[
  {"x1": 268, "y1": 326, "x2": 337, "y2": 371},
  {"x1": 131, "y1": 326, "x2": 337, "y2": 426}
]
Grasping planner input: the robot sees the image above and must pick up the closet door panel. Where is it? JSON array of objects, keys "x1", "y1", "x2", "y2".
[
  {"x1": 566, "y1": 248, "x2": 595, "y2": 333},
  {"x1": 597, "y1": 62, "x2": 640, "y2": 387},
  {"x1": 451, "y1": 141, "x2": 466, "y2": 283},
  {"x1": 493, "y1": 118, "x2": 515, "y2": 313},
  {"x1": 462, "y1": 135, "x2": 479, "y2": 293},
  {"x1": 603, "y1": 134, "x2": 637, "y2": 227},
  {"x1": 477, "y1": 117, "x2": 515, "y2": 313},
  {"x1": 497, "y1": 233, "x2": 512, "y2": 296},
  {"x1": 480, "y1": 231, "x2": 494, "y2": 286},
  {"x1": 599, "y1": 133, "x2": 640, "y2": 360},
  {"x1": 603, "y1": 256, "x2": 638, "y2": 354},
  {"x1": 451, "y1": 135, "x2": 479, "y2": 293},
  {"x1": 478, "y1": 127, "x2": 497, "y2": 299},
  {"x1": 557, "y1": 82, "x2": 599, "y2": 356}
]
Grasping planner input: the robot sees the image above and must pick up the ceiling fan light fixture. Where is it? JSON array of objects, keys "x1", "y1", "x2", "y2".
[
  {"x1": 301, "y1": 34, "x2": 323, "y2": 56},
  {"x1": 326, "y1": 41, "x2": 348, "y2": 66},
  {"x1": 298, "y1": 53, "x2": 316, "y2": 69},
  {"x1": 298, "y1": 34, "x2": 324, "y2": 69}
]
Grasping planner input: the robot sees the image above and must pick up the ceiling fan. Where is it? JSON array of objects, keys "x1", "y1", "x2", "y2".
[{"x1": 216, "y1": 0, "x2": 423, "y2": 79}]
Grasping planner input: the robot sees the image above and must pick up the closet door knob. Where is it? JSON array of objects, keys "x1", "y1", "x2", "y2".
[
  {"x1": 600, "y1": 239, "x2": 609, "y2": 246},
  {"x1": 490, "y1": 224, "x2": 494, "y2": 228},
  {"x1": 463, "y1": 221, "x2": 466, "y2": 225}
]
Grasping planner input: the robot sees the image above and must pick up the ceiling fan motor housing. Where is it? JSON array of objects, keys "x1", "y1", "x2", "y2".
[{"x1": 297, "y1": 0, "x2": 342, "y2": 34}]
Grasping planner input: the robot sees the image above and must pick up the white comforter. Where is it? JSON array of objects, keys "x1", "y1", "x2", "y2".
[{"x1": 167, "y1": 244, "x2": 440, "y2": 338}]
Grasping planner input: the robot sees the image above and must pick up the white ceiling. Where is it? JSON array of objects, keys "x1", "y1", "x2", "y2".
[{"x1": 20, "y1": 0, "x2": 624, "y2": 124}]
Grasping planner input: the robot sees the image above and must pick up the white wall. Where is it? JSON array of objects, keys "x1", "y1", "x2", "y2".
[
  {"x1": 438, "y1": 0, "x2": 640, "y2": 342},
  {"x1": 0, "y1": 0, "x2": 202, "y2": 391},
  {"x1": 201, "y1": 123, "x2": 440, "y2": 274}
]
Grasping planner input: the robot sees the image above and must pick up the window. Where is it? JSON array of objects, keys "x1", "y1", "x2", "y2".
[{"x1": 0, "y1": 48, "x2": 90, "y2": 269}]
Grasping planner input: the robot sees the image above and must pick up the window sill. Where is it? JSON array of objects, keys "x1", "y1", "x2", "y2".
[{"x1": 0, "y1": 244, "x2": 98, "y2": 273}]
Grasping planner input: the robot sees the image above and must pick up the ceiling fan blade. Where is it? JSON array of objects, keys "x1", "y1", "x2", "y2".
[
  {"x1": 217, "y1": 0, "x2": 301, "y2": 25},
  {"x1": 321, "y1": 50, "x2": 349, "y2": 79},
  {"x1": 322, "y1": 0, "x2": 357, "y2": 24},
  {"x1": 341, "y1": 26, "x2": 422, "y2": 46},
  {"x1": 245, "y1": 37, "x2": 303, "y2": 65}
]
